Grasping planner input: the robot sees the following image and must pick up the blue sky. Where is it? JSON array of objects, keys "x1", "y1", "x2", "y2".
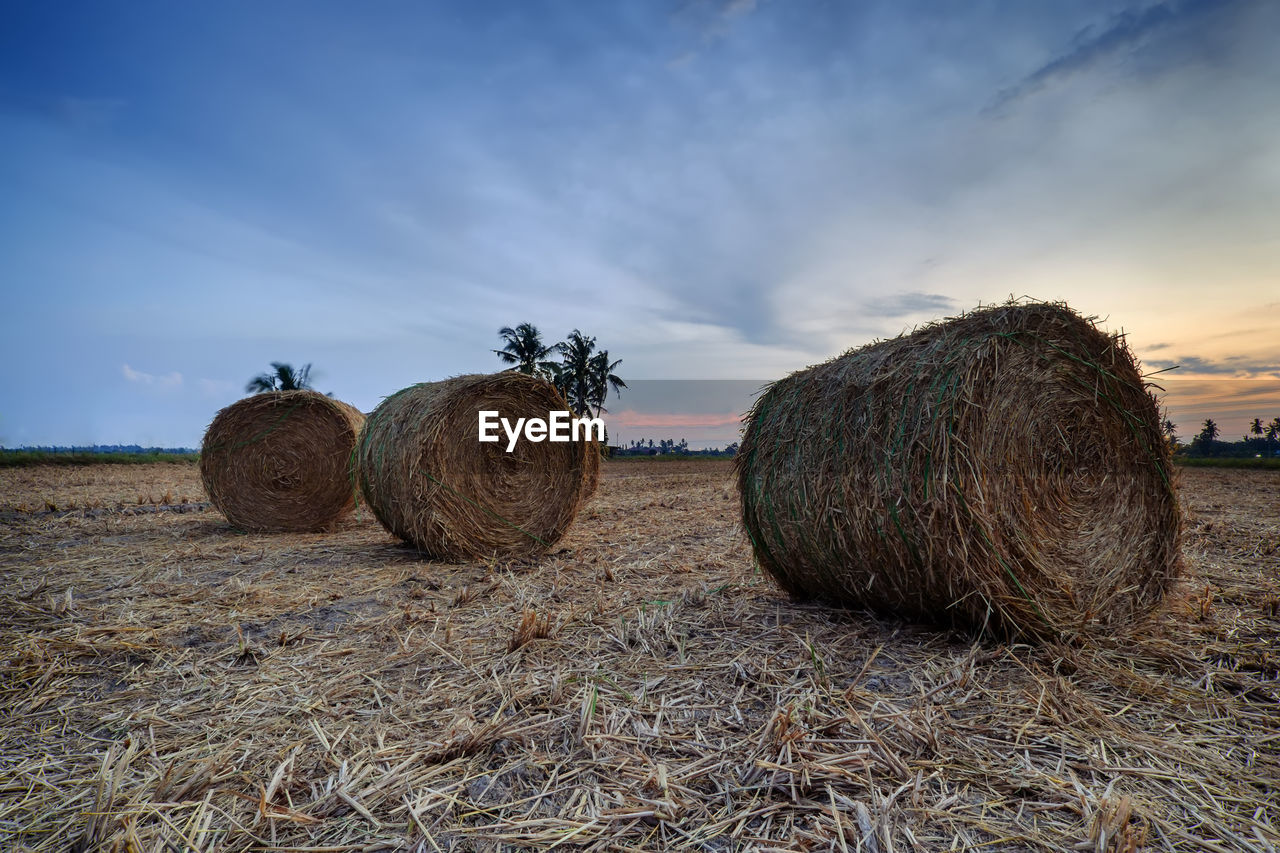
[{"x1": 1, "y1": 0, "x2": 1277, "y2": 446}]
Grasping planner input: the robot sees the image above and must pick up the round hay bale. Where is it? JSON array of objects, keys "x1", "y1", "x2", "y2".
[
  {"x1": 581, "y1": 440, "x2": 602, "y2": 499},
  {"x1": 736, "y1": 302, "x2": 1180, "y2": 639},
  {"x1": 356, "y1": 373, "x2": 594, "y2": 560},
  {"x1": 200, "y1": 391, "x2": 365, "y2": 532}
]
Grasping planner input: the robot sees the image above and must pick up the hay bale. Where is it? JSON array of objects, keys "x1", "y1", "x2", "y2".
[
  {"x1": 356, "y1": 373, "x2": 594, "y2": 560},
  {"x1": 200, "y1": 391, "x2": 365, "y2": 532},
  {"x1": 736, "y1": 302, "x2": 1180, "y2": 639},
  {"x1": 582, "y1": 440, "x2": 602, "y2": 499}
]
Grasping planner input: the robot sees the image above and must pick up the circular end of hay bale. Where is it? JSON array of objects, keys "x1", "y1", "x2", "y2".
[
  {"x1": 736, "y1": 302, "x2": 1181, "y2": 640},
  {"x1": 356, "y1": 373, "x2": 593, "y2": 560},
  {"x1": 200, "y1": 391, "x2": 365, "y2": 532}
]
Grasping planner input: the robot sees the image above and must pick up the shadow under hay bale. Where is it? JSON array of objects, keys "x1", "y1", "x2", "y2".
[
  {"x1": 356, "y1": 373, "x2": 594, "y2": 560},
  {"x1": 736, "y1": 301, "x2": 1181, "y2": 640},
  {"x1": 200, "y1": 391, "x2": 365, "y2": 532}
]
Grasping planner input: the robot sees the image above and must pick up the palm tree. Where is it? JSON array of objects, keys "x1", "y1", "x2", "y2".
[
  {"x1": 1267, "y1": 417, "x2": 1280, "y2": 457},
  {"x1": 552, "y1": 330, "x2": 598, "y2": 417},
  {"x1": 1162, "y1": 419, "x2": 1178, "y2": 446},
  {"x1": 1194, "y1": 418, "x2": 1219, "y2": 456},
  {"x1": 588, "y1": 349, "x2": 627, "y2": 417},
  {"x1": 548, "y1": 330, "x2": 627, "y2": 418},
  {"x1": 493, "y1": 323, "x2": 556, "y2": 378},
  {"x1": 246, "y1": 362, "x2": 313, "y2": 394}
]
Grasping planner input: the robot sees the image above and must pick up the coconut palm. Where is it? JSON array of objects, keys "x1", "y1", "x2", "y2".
[
  {"x1": 549, "y1": 330, "x2": 627, "y2": 418},
  {"x1": 588, "y1": 349, "x2": 627, "y2": 417},
  {"x1": 493, "y1": 323, "x2": 556, "y2": 378},
  {"x1": 1162, "y1": 419, "x2": 1178, "y2": 445},
  {"x1": 246, "y1": 362, "x2": 313, "y2": 394},
  {"x1": 1193, "y1": 418, "x2": 1219, "y2": 456},
  {"x1": 551, "y1": 330, "x2": 597, "y2": 417},
  {"x1": 1267, "y1": 417, "x2": 1280, "y2": 456}
]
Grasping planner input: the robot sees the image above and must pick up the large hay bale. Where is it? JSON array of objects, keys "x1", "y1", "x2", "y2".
[
  {"x1": 356, "y1": 373, "x2": 594, "y2": 560},
  {"x1": 736, "y1": 302, "x2": 1180, "y2": 639},
  {"x1": 581, "y1": 440, "x2": 602, "y2": 499},
  {"x1": 200, "y1": 391, "x2": 365, "y2": 532}
]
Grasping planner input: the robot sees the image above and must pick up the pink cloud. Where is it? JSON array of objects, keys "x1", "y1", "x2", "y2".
[{"x1": 1158, "y1": 379, "x2": 1280, "y2": 438}]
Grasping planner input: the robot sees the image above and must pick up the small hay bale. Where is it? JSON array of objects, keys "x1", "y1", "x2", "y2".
[
  {"x1": 200, "y1": 391, "x2": 365, "y2": 532},
  {"x1": 736, "y1": 302, "x2": 1180, "y2": 639},
  {"x1": 356, "y1": 373, "x2": 593, "y2": 560}
]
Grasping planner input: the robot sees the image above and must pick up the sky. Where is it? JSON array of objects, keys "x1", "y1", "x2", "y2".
[{"x1": 1, "y1": 0, "x2": 1277, "y2": 448}]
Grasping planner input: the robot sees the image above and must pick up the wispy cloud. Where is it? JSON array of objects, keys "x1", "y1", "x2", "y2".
[
  {"x1": 874, "y1": 291, "x2": 955, "y2": 318},
  {"x1": 611, "y1": 409, "x2": 743, "y2": 429},
  {"x1": 122, "y1": 364, "x2": 183, "y2": 390},
  {"x1": 197, "y1": 378, "x2": 236, "y2": 397},
  {"x1": 721, "y1": 0, "x2": 758, "y2": 22},
  {"x1": 987, "y1": 0, "x2": 1238, "y2": 112},
  {"x1": 1160, "y1": 378, "x2": 1280, "y2": 437},
  {"x1": 670, "y1": 0, "x2": 762, "y2": 62},
  {"x1": 1146, "y1": 354, "x2": 1280, "y2": 379}
]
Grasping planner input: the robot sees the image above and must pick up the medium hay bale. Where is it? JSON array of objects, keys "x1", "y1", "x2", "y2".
[
  {"x1": 356, "y1": 373, "x2": 594, "y2": 560},
  {"x1": 200, "y1": 391, "x2": 365, "y2": 532},
  {"x1": 736, "y1": 302, "x2": 1180, "y2": 639}
]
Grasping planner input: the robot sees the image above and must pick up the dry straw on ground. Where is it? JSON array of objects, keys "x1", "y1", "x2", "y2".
[
  {"x1": 737, "y1": 301, "x2": 1181, "y2": 640},
  {"x1": 356, "y1": 373, "x2": 594, "y2": 560},
  {"x1": 2, "y1": 461, "x2": 1277, "y2": 852},
  {"x1": 200, "y1": 391, "x2": 365, "y2": 532}
]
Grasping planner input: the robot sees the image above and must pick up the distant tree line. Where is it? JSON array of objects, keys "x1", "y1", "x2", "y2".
[
  {"x1": 613, "y1": 438, "x2": 739, "y2": 457},
  {"x1": 1170, "y1": 416, "x2": 1280, "y2": 459}
]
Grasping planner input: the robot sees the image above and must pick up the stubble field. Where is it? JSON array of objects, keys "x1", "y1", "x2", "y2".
[{"x1": 1, "y1": 460, "x2": 1278, "y2": 851}]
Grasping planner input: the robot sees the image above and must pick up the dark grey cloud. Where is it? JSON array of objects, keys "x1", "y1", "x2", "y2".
[
  {"x1": 1146, "y1": 354, "x2": 1280, "y2": 377},
  {"x1": 870, "y1": 291, "x2": 956, "y2": 318},
  {"x1": 987, "y1": 0, "x2": 1247, "y2": 112}
]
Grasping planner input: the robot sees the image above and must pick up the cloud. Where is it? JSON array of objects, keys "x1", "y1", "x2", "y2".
[
  {"x1": 611, "y1": 409, "x2": 743, "y2": 429},
  {"x1": 1159, "y1": 378, "x2": 1280, "y2": 437},
  {"x1": 197, "y1": 378, "x2": 237, "y2": 397},
  {"x1": 873, "y1": 291, "x2": 956, "y2": 318},
  {"x1": 670, "y1": 0, "x2": 762, "y2": 61},
  {"x1": 1145, "y1": 354, "x2": 1280, "y2": 378},
  {"x1": 721, "y1": 0, "x2": 757, "y2": 22},
  {"x1": 987, "y1": 0, "x2": 1238, "y2": 112},
  {"x1": 0, "y1": 92, "x2": 127, "y2": 131},
  {"x1": 122, "y1": 364, "x2": 183, "y2": 390}
]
